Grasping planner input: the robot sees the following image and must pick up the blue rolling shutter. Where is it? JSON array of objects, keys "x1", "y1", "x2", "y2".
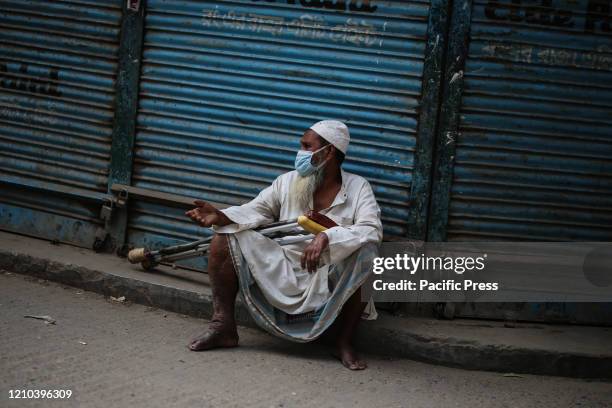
[
  {"x1": 446, "y1": 0, "x2": 612, "y2": 241},
  {"x1": 430, "y1": 0, "x2": 612, "y2": 325},
  {"x1": 0, "y1": 0, "x2": 122, "y2": 247},
  {"x1": 127, "y1": 0, "x2": 434, "y2": 260}
]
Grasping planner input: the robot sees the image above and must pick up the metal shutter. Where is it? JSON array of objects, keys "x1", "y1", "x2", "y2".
[
  {"x1": 447, "y1": 0, "x2": 612, "y2": 241},
  {"x1": 127, "y1": 0, "x2": 434, "y2": 263},
  {"x1": 0, "y1": 0, "x2": 122, "y2": 246}
]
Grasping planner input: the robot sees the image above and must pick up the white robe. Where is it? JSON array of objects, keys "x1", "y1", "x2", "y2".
[{"x1": 213, "y1": 169, "x2": 383, "y2": 317}]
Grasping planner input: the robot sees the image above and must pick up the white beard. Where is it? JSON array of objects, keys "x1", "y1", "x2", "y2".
[{"x1": 290, "y1": 167, "x2": 325, "y2": 211}]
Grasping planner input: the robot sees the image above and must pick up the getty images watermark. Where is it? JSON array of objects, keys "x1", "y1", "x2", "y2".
[
  {"x1": 372, "y1": 252, "x2": 495, "y2": 292},
  {"x1": 362, "y1": 242, "x2": 612, "y2": 303}
]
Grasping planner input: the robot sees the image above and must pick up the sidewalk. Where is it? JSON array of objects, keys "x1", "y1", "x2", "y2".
[{"x1": 1, "y1": 231, "x2": 611, "y2": 379}]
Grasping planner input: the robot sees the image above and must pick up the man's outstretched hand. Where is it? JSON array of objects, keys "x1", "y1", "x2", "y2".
[
  {"x1": 185, "y1": 200, "x2": 232, "y2": 228},
  {"x1": 301, "y1": 232, "x2": 329, "y2": 273}
]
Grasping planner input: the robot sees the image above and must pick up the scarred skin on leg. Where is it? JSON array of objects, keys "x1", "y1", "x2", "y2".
[
  {"x1": 329, "y1": 287, "x2": 368, "y2": 370},
  {"x1": 188, "y1": 234, "x2": 239, "y2": 351}
]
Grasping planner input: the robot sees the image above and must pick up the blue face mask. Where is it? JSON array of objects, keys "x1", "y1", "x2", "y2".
[{"x1": 294, "y1": 145, "x2": 330, "y2": 177}]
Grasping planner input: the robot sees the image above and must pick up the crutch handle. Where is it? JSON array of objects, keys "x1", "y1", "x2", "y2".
[
  {"x1": 298, "y1": 215, "x2": 328, "y2": 234},
  {"x1": 304, "y1": 210, "x2": 339, "y2": 229}
]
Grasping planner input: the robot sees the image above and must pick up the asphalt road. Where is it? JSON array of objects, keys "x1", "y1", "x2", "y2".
[{"x1": 1, "y1": 271, "x2": 610, "y2": 408}]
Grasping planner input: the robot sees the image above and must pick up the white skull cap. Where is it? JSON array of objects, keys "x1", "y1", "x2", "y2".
[{"x1": 309, "y1": 120, "x2": 350, "y2": 155}]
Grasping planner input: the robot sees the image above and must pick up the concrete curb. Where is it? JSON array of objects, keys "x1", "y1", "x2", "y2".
[
  {"x1": 1, "y1": 248, "x2": 610, "y2": 379},
  {"x1": 357, "y1": 317, "x2": 611, "y2": 379}
]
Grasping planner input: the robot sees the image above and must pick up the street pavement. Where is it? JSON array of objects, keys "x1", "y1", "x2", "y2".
[{"x1": 1, "y1": 271, "x2": 610, "y2": 408}]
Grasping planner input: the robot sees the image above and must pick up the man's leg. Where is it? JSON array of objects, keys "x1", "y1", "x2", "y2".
[
  {"x1": 188, "y1": 233, "x2": 239, "y2": 351},
  {"x1": 332, "y1": 286, "x2": 368, "y2": 370}
]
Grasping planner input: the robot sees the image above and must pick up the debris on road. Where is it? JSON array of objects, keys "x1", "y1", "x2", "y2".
[
  {"x1": 110, "y1": 296, "x2": 126, "y2": 303},
  {"x1": 502, "y1": 373, "x2": 524, "y2": 378},
  {"x1": 24, "y1": 315, "x2": 56, "y2": 325}
]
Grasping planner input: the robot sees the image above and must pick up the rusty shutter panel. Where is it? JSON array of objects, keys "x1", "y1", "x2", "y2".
[
  {"x1": 128, "y1": 0, "x2": 434, "y2": 259},
  {"x1": 0, "y1": 0, "x2": 122, "y2": 246},
  {"x1": 446, "y1": 0, "x2": 612, "y2": 241}
]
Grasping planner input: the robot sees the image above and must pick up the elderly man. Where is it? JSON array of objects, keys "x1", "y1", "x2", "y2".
[{"x1": 185, "y1": 120, "x2": 383, "y2": 370}]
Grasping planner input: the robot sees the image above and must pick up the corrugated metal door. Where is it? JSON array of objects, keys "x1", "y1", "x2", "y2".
[
  {"x1": 127, "y1": 0, "x2": 435, "y2": 265},
  {"x1": 0, "y1": 0, "x2": 122, "y2": 247},
  {"x1": 430, "y1": 0, "x2": 612, "y2": 324},
  {"x1": 442, "y1": 0, "x2": 612, "y2": 241}
]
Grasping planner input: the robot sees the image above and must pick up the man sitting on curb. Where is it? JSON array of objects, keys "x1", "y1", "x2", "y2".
[{"x1": 186, "y1": 120, "x2": 382, "y2": 370}]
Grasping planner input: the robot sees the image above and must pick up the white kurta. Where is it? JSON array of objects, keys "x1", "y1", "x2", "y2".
[{"x1": 213, "y1": 169, "x2": 383, "y2": 316}]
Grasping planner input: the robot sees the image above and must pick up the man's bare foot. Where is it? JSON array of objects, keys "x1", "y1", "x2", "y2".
[
  {"x1": 188, "y1": 321, "x2": 239, "y2": 351},
  {"x1": 332, "y1": 342, "x2": 367, "y2": 370}
]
